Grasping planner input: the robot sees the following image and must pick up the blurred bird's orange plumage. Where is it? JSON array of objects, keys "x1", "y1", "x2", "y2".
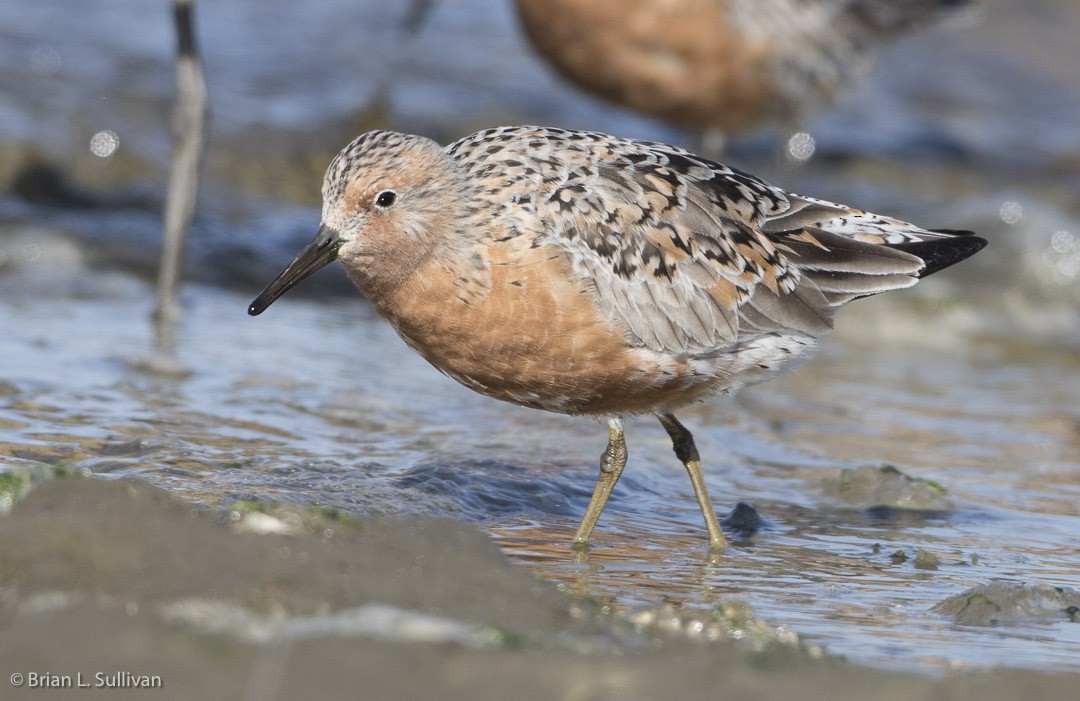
[{"x1": 515, "y1": 0, "x2": 969, "y2": 135}]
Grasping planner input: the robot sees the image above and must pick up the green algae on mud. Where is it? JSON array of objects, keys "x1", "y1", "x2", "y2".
[
  {"x1": 934, "y1": 582, "x2": 1080, "y2": 627},
  {"x1": 820, "y1": 464, "x2": 952, "y2": 511},
  {"x1": 0, "y1": 459, "x2": 86, "y2": 514}
]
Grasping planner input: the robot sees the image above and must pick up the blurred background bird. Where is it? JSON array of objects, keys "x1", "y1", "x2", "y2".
[{"x1": 515, "y1": 0, "x2": 972, "y2": 151}]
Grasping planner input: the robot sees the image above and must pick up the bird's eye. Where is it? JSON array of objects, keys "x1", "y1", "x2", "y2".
[{"x1": 374, "y1": 190, "x2": 397, "y2": 208}]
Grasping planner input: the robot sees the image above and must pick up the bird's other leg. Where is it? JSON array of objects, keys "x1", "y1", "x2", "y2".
[
  {"x1": 657, "y1": 412, "x2": 727, "y2": 552},
  {"x1": 153, "y1": 0, "x2": 208, "y2": 362},
  {"x1": 572, "y1": 417, "x2": 627, "y2": 550}
]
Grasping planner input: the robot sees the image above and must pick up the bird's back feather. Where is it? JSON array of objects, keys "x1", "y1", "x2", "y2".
[{"x1": 449, "y1": 127, "x2": 983, "y2": 358}]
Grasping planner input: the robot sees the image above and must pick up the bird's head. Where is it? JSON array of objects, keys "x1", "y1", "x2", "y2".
[{"x1": 249, "y1": 130, "x2": 462, "y2": 316}]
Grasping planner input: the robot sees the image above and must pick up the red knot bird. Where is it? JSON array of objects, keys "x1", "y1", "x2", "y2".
[
  {"x1": 249, "y1": 126, "x2": 985, "y2": 552},
  {"x1": 515, "y1": 0, "x2": 969, "y2": 139}
]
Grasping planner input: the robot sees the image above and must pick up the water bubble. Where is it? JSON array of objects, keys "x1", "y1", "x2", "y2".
[
  {"x1": 1057, "y1": 257, "x2": 1079, "y2": 283},
  {"x1": 90, "y1": 130, "x2": 119, "y2": 158},
  {"x1": 30, "y1": 47, "x2": 61, "y2": 76},
  {"x1": 1050, "y1": 230, "x2": 1074, "y2": 254},
  {"x1": 1042, "y1": 231, "x2": 1080, "y2": 285},
  {"x1": 786, "y1": 131, "x2": 816, "y2": 161},
  {"x1": 999, "y1": 201, "x2": 1023, "y2": 225},
  {"x1": 21, "y1": 244, "x2": 42, "y2": 263}
]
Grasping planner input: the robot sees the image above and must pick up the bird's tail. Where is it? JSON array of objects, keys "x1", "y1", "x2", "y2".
[
  {"x1": 889, "y1": 230, "x2": 988, "y2": 278},
  {"x1": 764, "y1": 194, "x2": 986, "y2": 307}
]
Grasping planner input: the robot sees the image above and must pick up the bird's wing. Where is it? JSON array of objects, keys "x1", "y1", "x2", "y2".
[{"x1": 530, "y1": 138, "x2": 941, "y2": 354}]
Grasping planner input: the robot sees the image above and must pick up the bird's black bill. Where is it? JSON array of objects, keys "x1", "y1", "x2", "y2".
[{"x1": 248, "y1": 225, "x2": 343, "y2": 316}]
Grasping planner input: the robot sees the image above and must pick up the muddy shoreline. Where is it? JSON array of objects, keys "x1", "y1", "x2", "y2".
[{"x1": 1, "y1": 477, "x2": 1076, "y2": 700}]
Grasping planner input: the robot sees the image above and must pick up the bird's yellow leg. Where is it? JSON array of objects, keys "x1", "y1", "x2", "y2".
[
  {"x1": 658, "y1": 413, "x2": 727, "y2": 552},
  {"x1": 572, "y1": 417, "x2": 627, "y2": 550}
]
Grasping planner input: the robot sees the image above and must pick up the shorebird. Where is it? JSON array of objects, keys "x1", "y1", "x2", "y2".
[
  {"x1": 515, "y1": 0, "x2": 969, "y2": 139},
  {"x1": 249, "y1": 126, "x2": 985, "y2": 552}
]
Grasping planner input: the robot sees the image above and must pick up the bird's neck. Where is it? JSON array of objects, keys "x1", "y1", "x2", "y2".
[{"x1": 345, "y1": 227, "x2": 487, "y2": 311}]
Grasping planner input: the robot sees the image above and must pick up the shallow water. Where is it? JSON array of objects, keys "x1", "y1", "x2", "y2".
[
  {"x1": 1, "y1": 275, "x2": 1077, "y2": 673},
  {"x1": 2, "y1": 0, "x2": 1079, "y2": 678}
]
